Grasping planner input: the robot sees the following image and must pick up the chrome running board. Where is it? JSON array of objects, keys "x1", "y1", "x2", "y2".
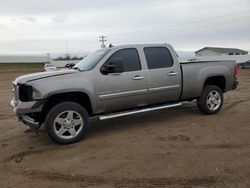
[{"x1": 99, "y1": 102, "x2": 182, "y2": 120}]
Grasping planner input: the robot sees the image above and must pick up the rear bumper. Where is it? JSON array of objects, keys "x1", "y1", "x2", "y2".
[{"x1": 233, "y1": 80, "x2": 238, "y2": 90}]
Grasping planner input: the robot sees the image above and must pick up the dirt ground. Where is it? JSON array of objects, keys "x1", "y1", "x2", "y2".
[{"x1": 0, "y1": 69, "x2": 250, "y2": 188}]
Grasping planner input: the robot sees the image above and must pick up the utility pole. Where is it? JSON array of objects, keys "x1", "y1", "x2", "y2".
[
  {"x1": 65, "y1": 40, "x2": 70, "y2": 60},
  {"x1": 46, "y1": 53, "x2": 51, "y2": 64},
  {"x1": 99, "y1": 35, "x2": 107, "y2": 48}
]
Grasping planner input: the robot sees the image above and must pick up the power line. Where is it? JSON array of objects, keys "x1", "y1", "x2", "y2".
[
  {"x1": 65, "y1": 40, "x2": 69, "y2": 57},
  {"x1": 61, "y1": 10, "x2": 250, "y2": 51},
  {"x1": 108, "y1": 10, "x2": 250, "y2": 37}
]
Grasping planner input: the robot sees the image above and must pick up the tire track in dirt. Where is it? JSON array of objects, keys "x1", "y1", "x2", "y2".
[
  {"x1": 190, "y1": 144, "x2": 250, "y2": 149},
  {"x1": 225, "y1": 96, "x2": 250, "y2": 103},
  {"x1": 224, "y1": 97, "x2": 250, "y2": 111},
  {"x1": 23, "y1": 169, "x2": 218, "y2": 187},
  {"x1": 0, "y1": 114, "x2": 16, "y2": 120},
  {"x1": 2, "y1": 146, "x2": 63, "y2": 162}
]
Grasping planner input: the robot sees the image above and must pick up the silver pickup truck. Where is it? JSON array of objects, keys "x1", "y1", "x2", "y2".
[{"x1": 11, "y1": 44, "x2": 238, "y2": 144}]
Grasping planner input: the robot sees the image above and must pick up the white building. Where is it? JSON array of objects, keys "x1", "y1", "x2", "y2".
[{"x1": 195, "y1": 47, "x2": 248, "y2": 56}]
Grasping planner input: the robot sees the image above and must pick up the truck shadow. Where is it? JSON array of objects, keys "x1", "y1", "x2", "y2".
[{"x1": 88, "y1": 103, "x2": 200, "y2": 137}]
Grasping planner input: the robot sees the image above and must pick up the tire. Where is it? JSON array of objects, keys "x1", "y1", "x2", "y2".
[
  {"x1": 45, "y1": 102, "x2": 90, "y2": 144},
  {"x1": 197, "y1": 85, "x2": 223, "y2": 115}
]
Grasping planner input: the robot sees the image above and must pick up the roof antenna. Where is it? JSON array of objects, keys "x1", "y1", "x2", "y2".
[{"x1": 109, "y1": 44, "x2": 114, "y2": 48}]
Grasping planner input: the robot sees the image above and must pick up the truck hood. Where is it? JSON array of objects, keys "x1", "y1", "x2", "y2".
[{"x1": 15, "y1": 69, "x2": 78, "y2": 84}]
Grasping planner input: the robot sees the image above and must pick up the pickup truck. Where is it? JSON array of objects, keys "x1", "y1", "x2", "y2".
[{"x1": 10, "y1": 44, "x2": 238, "y2": 144}]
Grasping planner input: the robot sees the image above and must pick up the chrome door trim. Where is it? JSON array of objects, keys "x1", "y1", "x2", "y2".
[
  {"x1": 149, "y1": 85, "x2": 180, "y2": 92},
  {"x1": 99, "y1": 89, "x2": 147, "y2": 100}
]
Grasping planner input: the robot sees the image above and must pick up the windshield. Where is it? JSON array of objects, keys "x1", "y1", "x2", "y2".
[{"x1": 74, "y1": 48, "x2": 111, "y2": 71}]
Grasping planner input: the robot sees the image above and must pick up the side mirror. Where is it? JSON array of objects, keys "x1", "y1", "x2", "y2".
[{"x1": 101, "y1": 60, "x2": 124, "y2": 74}]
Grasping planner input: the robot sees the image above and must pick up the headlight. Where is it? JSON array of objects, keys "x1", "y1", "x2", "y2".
[{"x1": 19, "y1": 85, "x2": 33, "y2": 102}]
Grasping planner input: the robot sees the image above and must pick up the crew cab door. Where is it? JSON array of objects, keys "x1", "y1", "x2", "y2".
[
  {"x1": 94, "y1": 48, "x2": 148, "y2": 112},
  {"x1": 143, "y1": 46, "x2": 181, "y2": 104}
]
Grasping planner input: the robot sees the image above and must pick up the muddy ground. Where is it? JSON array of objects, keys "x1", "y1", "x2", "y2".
[{"x1": 0, "y1": 69, "x2": 250, "y2": 188}]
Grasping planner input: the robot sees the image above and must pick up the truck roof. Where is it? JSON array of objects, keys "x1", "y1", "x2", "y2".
[{"x1": 107, "y1": 43, "x2": 171, "y2": 49}]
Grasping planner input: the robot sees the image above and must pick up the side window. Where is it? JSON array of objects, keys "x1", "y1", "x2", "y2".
[
  {"x1": 144, "y1": 47, "x2": 173, "y2": 69},
  {"x1": 105, "y1": 48, "x2": 141, "y2": 72}
]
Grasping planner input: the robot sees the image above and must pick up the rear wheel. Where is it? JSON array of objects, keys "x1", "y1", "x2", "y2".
[
  {"x1": 45, "y1": 102, "x2": 90, "y2": 144},
  {"x1": 197, "y1": 85, "x2": 223, "y2": 115}
]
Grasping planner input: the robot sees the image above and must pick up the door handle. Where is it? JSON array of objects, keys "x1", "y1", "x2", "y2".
[
  {"x1": 133, "y1": 75, "x2": 144, "y2": 80},
  {"x1": 168, "y1": 71, "x2": 178, "y2": 76}
]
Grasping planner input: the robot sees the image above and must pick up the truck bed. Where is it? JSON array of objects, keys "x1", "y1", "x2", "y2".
[{"x1": 180, "y1": 60, "x2": 236, "y2": 100}]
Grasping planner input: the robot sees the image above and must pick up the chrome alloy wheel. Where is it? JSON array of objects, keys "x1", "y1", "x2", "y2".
[
  {"x1": 206, "y1": 90, "x2": 222, "y2": 111},
  {"x1": 53, "y1": 110, "x2": 84, "y2": 139}
]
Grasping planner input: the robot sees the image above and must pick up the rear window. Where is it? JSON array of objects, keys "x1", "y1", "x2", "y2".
[{"x1": 144, "y1": 47, "x2": 173, "y2": 69}]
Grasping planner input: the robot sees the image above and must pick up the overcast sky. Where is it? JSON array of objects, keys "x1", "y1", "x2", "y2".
[{"x1": 0, "y1": 0, "x2": 249, "y2": 55}]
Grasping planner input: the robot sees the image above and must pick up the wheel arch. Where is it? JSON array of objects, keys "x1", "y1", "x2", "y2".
[
  {"x1": 203, "y1": 76, "x2": 226, "y2": 93},
  {"x1": 41, "y1": 91, "x2": 94, "y2": 123}
]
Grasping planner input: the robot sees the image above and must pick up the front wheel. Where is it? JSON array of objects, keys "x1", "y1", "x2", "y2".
[
  {"x1": 197, "y1": 85, "x2": 223, "y2": 115},
  {"x1": 45, "y1": 102, "x2": 90, "y2": 144}
]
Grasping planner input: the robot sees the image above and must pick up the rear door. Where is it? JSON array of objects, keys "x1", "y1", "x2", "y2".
[{"x1": 143, "y1": 46, "x2": 181, "y2": 104}]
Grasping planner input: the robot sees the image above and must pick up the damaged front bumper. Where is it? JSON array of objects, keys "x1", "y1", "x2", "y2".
[{"x1": 10, "y1": 98, "x2": 46, "y2": 129}]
